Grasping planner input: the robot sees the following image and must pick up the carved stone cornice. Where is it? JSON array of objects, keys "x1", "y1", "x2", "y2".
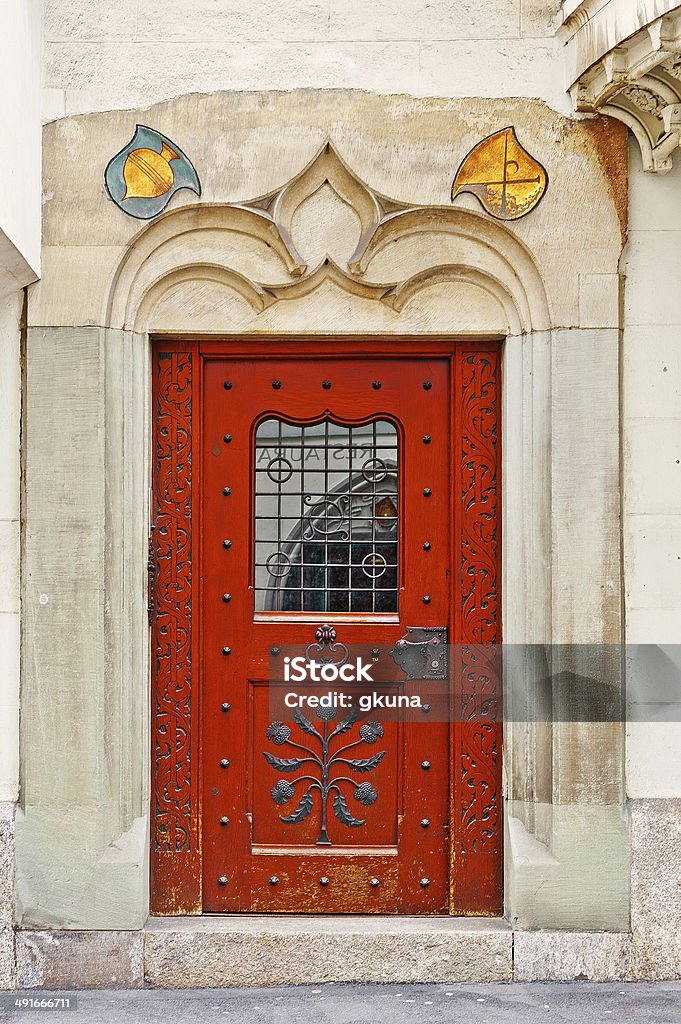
[{"x1": 563, "y1": 3, "x2": 681, "y2": 172}]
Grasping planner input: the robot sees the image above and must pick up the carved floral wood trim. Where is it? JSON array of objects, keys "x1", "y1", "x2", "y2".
[
  {"x1": 452, "y1": 346, "x2": 502, "y2": 914},
  {"x1": 151, "y1": 349, "x2": 201, "y2": 913}
]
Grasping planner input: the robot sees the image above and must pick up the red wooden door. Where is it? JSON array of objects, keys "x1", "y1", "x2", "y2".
[
  {"x1": 202, "y1": 352, "x2": 451, "y2": 912},
  {"x1": 150, "y1": 338, "x2": 502, "y2": 917}
]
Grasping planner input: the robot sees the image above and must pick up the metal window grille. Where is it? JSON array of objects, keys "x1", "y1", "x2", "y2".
[{"x1": 254, "y1": 418, "x2": 399, "y2": 612}]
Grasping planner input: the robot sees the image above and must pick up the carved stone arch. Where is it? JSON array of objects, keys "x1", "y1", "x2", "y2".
[
  {"x1": 246, "y1": 141, "x2": 389, "y2": 271},
  {"x1": 382, "y1": 265, "x2": 525, "y2": 336},
  {"x1": 104, "y1": 142, "x2": 551, "y2": 337},
  {"x1": 134, "y1": 263, "x2": 276, "y2": 332},
  {"x1": 106, "y1": 204, "x2": 302, "y2": 328}
]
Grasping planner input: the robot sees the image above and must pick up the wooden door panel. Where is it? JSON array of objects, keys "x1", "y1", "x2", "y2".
[
  {"x1": 150, "y1": 339, "x2": 501, "y2": 917},
  {"x1": 201, "y1": 354, "x2": 450, "y2": 913},
  {"x1": 251, "y1": 687, "x2": 401, "y2": 848}
]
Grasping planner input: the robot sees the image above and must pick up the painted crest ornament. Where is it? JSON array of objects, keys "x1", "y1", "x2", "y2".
[
  {"x1": 451, "y1": 126, "x2": 547, "y2": 221},
  {"x1": 104, "y1": 125, "x2": 201, "y2": 219}
]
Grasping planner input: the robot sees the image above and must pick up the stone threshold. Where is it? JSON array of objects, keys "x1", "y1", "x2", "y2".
[
  {"x1": 146, "y1": 915, "x2": 512, "y2": 987},
  {"x1": 13, "y1": 918, "x2": 636, "y2": 989}
]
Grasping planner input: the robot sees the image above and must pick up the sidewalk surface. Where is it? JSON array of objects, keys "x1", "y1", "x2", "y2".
[{"x1": 2, "y1": 983, "x2": 681, "y2": 1023}]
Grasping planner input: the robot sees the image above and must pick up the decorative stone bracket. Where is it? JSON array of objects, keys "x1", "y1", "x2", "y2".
[{"x1": 565, "y1": 6, "x2": 681, "y2": 172}]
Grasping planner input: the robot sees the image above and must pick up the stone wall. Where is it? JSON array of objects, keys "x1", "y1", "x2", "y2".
[
  {"x1": 0, "y1": 293, "x2": 22, "y2": 989},
  {"x1": 623, "y1": 138, "x2": 681, "y2": 979},
  {"x1": 42, "y1": 0, "x2": 567, "y2": 120},
  {"x1": 0, "y1": 0, "x2": 41, "y2": 287}
]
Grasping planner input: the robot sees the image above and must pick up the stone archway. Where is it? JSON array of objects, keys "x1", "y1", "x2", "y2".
[{"x1": 106, "y1": 141, "x2": 551, "y2": 336}]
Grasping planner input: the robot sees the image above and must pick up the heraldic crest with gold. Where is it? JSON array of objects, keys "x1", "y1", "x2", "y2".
[{"x1": 104, "y1": 124, "x2": 201, "y2": 220}]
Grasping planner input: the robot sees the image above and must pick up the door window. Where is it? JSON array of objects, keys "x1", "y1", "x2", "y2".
[{"x1": 254, "y1": 418, "x2": 399, "y2": 613}]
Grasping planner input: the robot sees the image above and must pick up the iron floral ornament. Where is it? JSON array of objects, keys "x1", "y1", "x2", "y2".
[
  {"x1": 451, "y1": 126, "x2": 547, "y2": 221},
  {"x1": 264, "y1": 705, "x2": 385, "y2": 846},
  {"x1": 104, "y1": 125, "x2": 201, "y2": 219}
]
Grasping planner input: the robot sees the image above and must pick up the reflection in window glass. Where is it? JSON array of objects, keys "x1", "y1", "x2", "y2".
[{"x1": 254, "y1": 419, "x2": 399, "y2": 612}]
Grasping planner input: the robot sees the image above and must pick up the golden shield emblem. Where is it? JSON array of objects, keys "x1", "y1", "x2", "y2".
[{"x1": 451, "y1": 126, "x2": 547, "y2": 221}]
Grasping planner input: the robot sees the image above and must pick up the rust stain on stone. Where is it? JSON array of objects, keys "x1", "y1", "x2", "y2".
[{"x1": 581, "y1": 116, "x2": 629, "y2": 245}]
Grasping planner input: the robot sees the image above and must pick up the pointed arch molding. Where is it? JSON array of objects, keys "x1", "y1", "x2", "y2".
[
  {"x1": 565, "y1": 5, "x2": 681, "y2": 173},
  {"x1": 106, "y1": 142, "x2": 550, "y2": 335}
]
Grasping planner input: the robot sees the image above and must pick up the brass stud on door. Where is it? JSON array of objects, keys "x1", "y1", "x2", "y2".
[
  {"x1": 223, "y1": 434, "x2": 232, "y2": 443},
  {"x1": 222, "y1": 646, "x2": 231, "y2": 656},
  {"x1": 269, "y1": 876, "x2": 279, "y2": 886},
  {"x1": 272, "y1": 380, "x2": 282, "y2": 390},
  {"x1": 223, "y1": 487, "x2": 232, "y2": 496},
  {"x1": 319, "y1": 877, "x2": 330, "y2": 886},
  {"x1": 220, "y1": 816, "x2": 230, "y2": 826},
  {"x1": 423, "y1": 595, "x2": 431, "y2": 604},
  {"x1": 423, "y1": 542, "x2": 432, "y2": 551},
  {"x1": 423, "y1": 381, "x2": 432, "y2": 391},
  {"x1": 223, "y1": 540, "x2": 232, "y2": 549},
  {"x1": 322, "y1": 381, "x2": 332, "y2": 390},
  {"x1": 420, "y1": 819, "x2": 430, "y2": 828},
  {"x1": 222, "y1": 594, "x2": 232, "y2": 603},
  {"x1": 372, "y1": 381, "x2": 382, "y2": 390},
  {"x1": 218, "y1": 876, "x2": 228, "y2": 886},
  {"x1": 423, "y1": 488, "x2": 432, "y2": 498},
  {"x1": 220, "y1": 758, "x2": 230, "y2": 768},
  {"x1": 370, "y1": 878, "x2": 381, "y2": 888},
  {"x1": 423, "y1": 435, "x2": 431, "y2": 444},
  {"x1": 421, "y1": 760, "x2": 431, "y2": 771},
  {"x1": 420, "y1": 877, "x2": 430, "y2": 888},
  {"x1": 270, "y1": 645, "x2": 281, "y2": 657},
  {"x1": 422, "y1": 704, "x2": 432, "y2": 715},
  {"x1": 221, "y1": 702, "x2": 231, "y2": 712},
  {"x1": 223, "y1": 382, "x2": 232, "y2": 391}
]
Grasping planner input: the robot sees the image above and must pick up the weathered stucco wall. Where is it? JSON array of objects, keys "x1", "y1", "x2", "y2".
[
  {"x1": 624, "y1": 139, "x2": 681, "y2": 794},
  {"x1": 0, "y1": 292, "x2": 23, "y2": 989},
  {"x1": 42, "y1": 0, "x2": 567, "y2": 120},
  {"x1": 0, "y1": 294, "x2": 22, "y2": 806},
  {"x1": 623, "y1": 137, "x2": 681, "y2": 979},
  {"x1": 0, "y1": 0, "x2": 41, "y2": 290},
  {"x1": 0, "y1": 0, "x2": 42, "y2": 986}
]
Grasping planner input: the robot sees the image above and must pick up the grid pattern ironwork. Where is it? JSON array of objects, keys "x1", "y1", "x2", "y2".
[{"x1": 254, "y1": 418, "x2": 399, "y2": 612}]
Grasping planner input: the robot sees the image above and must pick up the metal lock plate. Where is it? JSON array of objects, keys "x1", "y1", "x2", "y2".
[{"x1": 389, "y1": 626, "x2": 448, "y2": 680}]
